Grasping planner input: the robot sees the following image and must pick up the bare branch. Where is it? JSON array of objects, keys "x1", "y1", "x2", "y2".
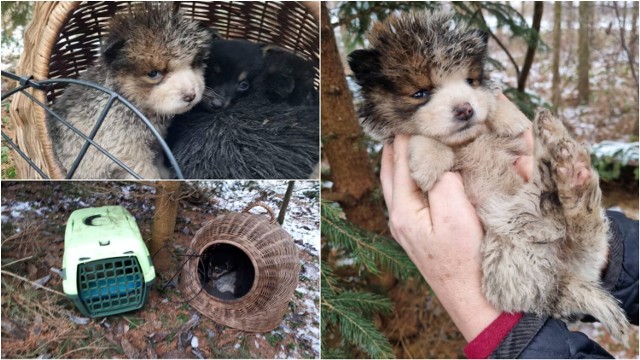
[{"x1": 613, "y1": 2, "x2": 640, "y2": 92}]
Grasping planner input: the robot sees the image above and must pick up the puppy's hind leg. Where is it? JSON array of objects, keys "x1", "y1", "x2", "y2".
[
  {"x1": 535, "y1": 109, "x2": 609, "y2": 276},
  {"x1": 534, "y1": 109, "x2": 630, "y2": 343},
  {"x1": 555, "y1": 275, "x2": 630, "y2": 345}
]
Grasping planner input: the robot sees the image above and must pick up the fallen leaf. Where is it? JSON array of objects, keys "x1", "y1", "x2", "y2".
[
  {"x1": 160, "y1": 350, "x2": 195, "y2": 359},
  {"x1": 145, "y1": 339, "x2": 158, "y2": 359},
  {"x1": 1, "y1": 319, "x2": 28, "y2": 340},
  {"x1": 121, "y1": 338, "x2": 139, "y2": 359},
  {"x1": 191, "y1": 349, "x2": 204, "y2": 359},
  {"x1": 32, "y1": 274, "x2": 51, "y2": 289},
  {"x1": 49, "y1": 267, "x2": 63, "y2": 278},
  {"x1": 64, "y1": 311, "x2": 90, "y2": 325},
  {"x1": 33, "y1": 314, "x2": 43, "y2": 336}
]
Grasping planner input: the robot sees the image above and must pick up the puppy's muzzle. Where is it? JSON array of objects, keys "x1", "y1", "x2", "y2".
[{"x1": 453, "y1": 102, "x2": 474, "y2": 121}]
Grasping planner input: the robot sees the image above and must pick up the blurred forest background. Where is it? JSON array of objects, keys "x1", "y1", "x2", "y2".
[{"x1": 320, "y1": 1, "x2": 639, "y2": 358}]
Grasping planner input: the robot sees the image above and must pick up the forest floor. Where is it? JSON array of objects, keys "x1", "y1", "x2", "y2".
[{"x1": 1, "y1": 180, "x2": 320, "y2": 359}]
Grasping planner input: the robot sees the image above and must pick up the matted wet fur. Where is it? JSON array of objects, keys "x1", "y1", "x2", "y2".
[
  {"x1": 166, "y1": 43, "x2": 318, "y2": 179},
  {"x1": 348, "y1": 11, "x2": 630, "y2": 342},
  {"x1": 47, "y1": 2, "x2": 213, "y2": 179}
]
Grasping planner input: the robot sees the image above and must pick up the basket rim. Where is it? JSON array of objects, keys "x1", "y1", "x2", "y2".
[
  {"x1": 10, "y1": 0, "x2": 319, "y2": 179},
  {"x1": 196, "y1": 238, "x2": 260, "y2": 305}
]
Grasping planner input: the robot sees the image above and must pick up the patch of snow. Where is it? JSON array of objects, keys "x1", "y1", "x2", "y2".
[
  {"x1": 590, "y1": 141, "x2": 639, "y2": 164},
  {"x1": 296, "y1": 286, "x2": 309, "y2": 295},
  {"x1": 336, "y1": 258, "x2": 355, "y2": 266},
  {"x1": 302, "y1": 262, "x2": 320, "y2": 282}
]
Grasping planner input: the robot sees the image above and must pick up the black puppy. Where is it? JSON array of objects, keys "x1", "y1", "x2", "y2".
[
  {"x1": 262, "y1": 45, "x2": 318, "y2": 106},
  {"x1": 166, "y1": 41, "x2": 319, "y2": 179},
  {"x1": 200, "y1": 39, "x2": 264, "y2": 110}
]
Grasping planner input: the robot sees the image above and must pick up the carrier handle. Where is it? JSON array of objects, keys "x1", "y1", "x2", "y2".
[{"x1": 242, "y1": 202, "x2": 276, "y2": 224}]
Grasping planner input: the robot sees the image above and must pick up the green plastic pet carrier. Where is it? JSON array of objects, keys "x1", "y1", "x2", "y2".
[{"x1": 62, "y1": 205, "x2": 155, "y2": 317}]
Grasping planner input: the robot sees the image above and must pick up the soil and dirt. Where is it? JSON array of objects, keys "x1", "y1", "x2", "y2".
[{"x1": 1, "y1": 180, "x2": 320, "y2": 359}]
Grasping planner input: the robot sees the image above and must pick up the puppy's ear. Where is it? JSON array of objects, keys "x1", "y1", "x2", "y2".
[
  {"x1": 475, "y1": 29, "x2": 490, "y2": 45},
  {"x1": 102, "y1": 38, "x2": 126, "y2": 67},
  {"x1": 347, "y1": 49, "x2": 382, "y2": 86}
]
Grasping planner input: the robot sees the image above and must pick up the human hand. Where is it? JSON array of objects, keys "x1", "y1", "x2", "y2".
[{"x1": 380, "y1": 134, "x2": 500, "y2": 341}]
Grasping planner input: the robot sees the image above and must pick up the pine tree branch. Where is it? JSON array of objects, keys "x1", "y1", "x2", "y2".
[
  {"x1": 322, "y1": 215, "x2": 414, "y2": 278},
  {"x1": 333, "y1": 291, "x2": 393, "y2": 315},
  {"x1": 331, "y1": 302, "x2": 395, "y2": 358}
]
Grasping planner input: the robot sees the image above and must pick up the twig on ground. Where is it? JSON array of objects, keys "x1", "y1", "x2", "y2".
[{"x1": 1, "y1": 269, "x2": 66, "y2": 297}]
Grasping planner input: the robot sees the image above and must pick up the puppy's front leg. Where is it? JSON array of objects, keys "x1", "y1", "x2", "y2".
[{"x1": 408, "y1": 135, "x2": 455, "y2": 192}]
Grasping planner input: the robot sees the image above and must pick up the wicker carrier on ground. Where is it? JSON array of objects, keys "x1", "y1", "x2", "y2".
[
  {"x1": 8, "y1": 1, "x2": 319, "y2": 179},
  {"x1": 181, "y1": 202, "x2": 300, "y2": 332}
]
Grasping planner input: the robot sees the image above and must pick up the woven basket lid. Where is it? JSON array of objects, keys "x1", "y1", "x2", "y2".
[
  {"x1": 180, "y1": 202, "x2": 300, "y2": 332},
  {"x1": 9, "y1": 1, "x2": 319, "y2": 179}
]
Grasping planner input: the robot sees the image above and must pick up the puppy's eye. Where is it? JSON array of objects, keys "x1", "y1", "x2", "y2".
[
  {"x1": 147, "y1": 70, "x2": 163, "y2": 80},
  {"x1": 412, "y1": 89, "x2": 430, "y2": 99},
  {"x1": 237, "y1": 81, "x2": 250, "y2": 92},
  {"x1": 466, "y1": 78, "x2": 475, "y2": 86}
]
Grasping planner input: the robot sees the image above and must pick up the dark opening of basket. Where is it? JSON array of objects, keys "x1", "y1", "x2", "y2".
[{"x1": 197, "y1": 243, "x2": 255, "y2": 301}]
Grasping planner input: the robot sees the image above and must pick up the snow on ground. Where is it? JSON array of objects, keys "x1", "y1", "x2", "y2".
[{"x1": 198, "y1": 180, "x2": 320, "y2": 254}]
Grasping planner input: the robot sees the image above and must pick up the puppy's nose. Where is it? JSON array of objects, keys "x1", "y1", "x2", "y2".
[
  {"x1": 182, "y1": 91, "x2": 196, "y2": 103},
  {"x1": 453, "y1": 102, "x2": 474, "y2": 121}
]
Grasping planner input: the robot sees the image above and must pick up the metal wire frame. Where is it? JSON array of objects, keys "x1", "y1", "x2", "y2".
[{"x1": 1, "y1": 70, "x2": 185, "y2": 179}]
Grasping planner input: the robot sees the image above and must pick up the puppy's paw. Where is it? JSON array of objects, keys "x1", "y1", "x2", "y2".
[
  {"x1": 533, "y1": 108, "x2": 566, "y2": 144},
  {"x1": 553, "y1": 140, "x2": 598, "y2": 213},
  {"x1": 408, "y1": 136, "x2": 455, "y2": 192},
  {"x1": 409, "y1": 158, "x2": 441, "y2": 192}
]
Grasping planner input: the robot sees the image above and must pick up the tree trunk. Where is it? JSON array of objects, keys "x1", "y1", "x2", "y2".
[
  {"x1": 577, "y1": 1, "x2": 591, "y2": 105},
  {"x1": 632, "y1": 2, "x2": 639, "y2": 67},
  {"x1": 277, "y1": 181, "x2": 295, "y2": 225},
  {"x1": 320, "y1": 2, "x2": 387, "y2": 234},
  {"x1": 517, "y1": 2, "x2": 543, "y2": 93},
  {"x1": 150, "y1": 181, "x2": 181, "y2": 273},
  {"x1": 564, "y1": 2, "x2": 575, "y2": 54},
  {"x1": 632, "y1": 1, "x2": 639, "y2": 135},
  {"x1": 551, "y1": 2, "x2": 562, "y2": 109}
]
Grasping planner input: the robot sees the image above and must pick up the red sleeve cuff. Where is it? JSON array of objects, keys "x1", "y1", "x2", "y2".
[{"x1": 463, "y1": 312, "x2": 523, "y2": 359}]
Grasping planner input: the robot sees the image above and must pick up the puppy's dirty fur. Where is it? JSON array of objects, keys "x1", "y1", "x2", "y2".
[
  {"x1": 48, "y1": 3, "x2": 213, "y2": 179},
  {"x1": 166, "y1": 41, "x2": 319, "y2": 179},
  {"x1": 348, "y1": 11, "x2": 630, "y2": 342},
  {"x1": 166, "y1": 82, "x2": 319, "y2": 180}
]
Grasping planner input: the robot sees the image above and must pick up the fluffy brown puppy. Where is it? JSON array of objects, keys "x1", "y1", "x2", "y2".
[
  {"x1": 48, "y1": 3, "x2": 213, "y2": 179},
  {"x1": 349, "y1": 11, "x2": 629, "y2": 342}
]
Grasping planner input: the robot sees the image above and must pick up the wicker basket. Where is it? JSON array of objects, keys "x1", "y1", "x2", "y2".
[
  {"x1": 8, "y1": 1, "x2": 319, "y2": 179},
  {"x1": 181, "y1": 202, "x2": 300, "y2": 332}
]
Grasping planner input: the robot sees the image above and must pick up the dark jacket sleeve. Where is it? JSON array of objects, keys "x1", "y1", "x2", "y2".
[
  {"x1": 489, "y1": 211, "x2": 638, "y2": 358},
  {"x1": 600, "y1": 210, "x2": 639, "y2": 324}
]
